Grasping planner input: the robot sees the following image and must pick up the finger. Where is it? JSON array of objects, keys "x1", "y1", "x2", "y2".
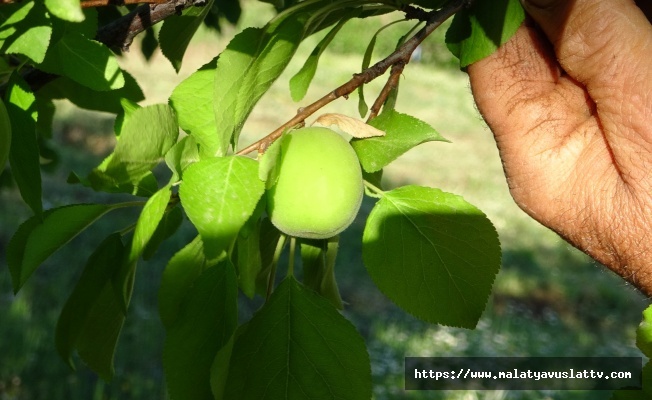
[{"x1": 521, "y1": 0, "x2": 652, "y2": 161}]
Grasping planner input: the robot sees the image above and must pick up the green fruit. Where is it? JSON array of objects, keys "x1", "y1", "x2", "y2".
[{"x1": 267, "y1": 127, "x2": 363, "y2": 239}]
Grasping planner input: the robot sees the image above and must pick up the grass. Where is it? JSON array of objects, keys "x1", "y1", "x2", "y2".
[{"x1": 0, "y1": 2, "x2": 649, "y2": 399}]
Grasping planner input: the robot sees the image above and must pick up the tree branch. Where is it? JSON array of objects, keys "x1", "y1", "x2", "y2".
[
  {"x1": 0, "y1": 0, "x2": 206, "y2": 95},
  {"x1": 96, "y1": 0, "x2": 207, "y2": 51},
  {"x1": 236, "y1": 0, "x2": 472, "y2": 156},
  {"x1": 81, "y1": 0, "x2": 168, "y2": 8}
]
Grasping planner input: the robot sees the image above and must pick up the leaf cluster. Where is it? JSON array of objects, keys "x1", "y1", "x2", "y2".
[{"x1": 0, "y1": 0, "x2": 555, "y2": 399}]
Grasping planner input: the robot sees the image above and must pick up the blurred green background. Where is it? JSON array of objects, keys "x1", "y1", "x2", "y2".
[{"x1": 0, "y1": 2, "x2": 648, "y2": 399}]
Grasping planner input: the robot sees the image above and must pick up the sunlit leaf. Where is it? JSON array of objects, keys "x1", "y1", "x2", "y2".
[
  {"x1": 351, "y1": 109, "x2": 448, "y2": 173},
  {"x1": 40, "y1": 32, "x2": 125, "y2": 91},
  {"x1": 129, "y1": 185, "x2": 172, "y2": 264},
  {"x1": 45, "y1": 0, "x2": 84, "y2": 22},
  {"x1": 213, "y1": 13, "x2": 307, "y2": 156},
  {"x1": 363, "y1": 186, "x2": 501, "y2": 328},
  {"x1": 637, "y1": 305, "x2": 652, "y2": 358},
  {"x1": 445, "y1": 0, "x2": 525, "y2": 68},
  {"x1": 165, "y1": 135, "x2": 200, "y2": 181},
  {"x1": 159, "y1": 0, "x2": 215, "y2": 72},
  {"x1": 88, "y1": 104, "x2": 178, "y2": 194},
  {"x1": 6, "y1": 73, "x2": 41, "y2": 216},
  {"x1": 169, "y1": 56, "x2": 219, "y2": 157},
  {"x1": 179, "y1": 156, "x2": 264, "y2": 259},
  {"x1": 289, "y1": 10, "x2": 357, "y2": 102},
  {"x1": 0, "y1": 1, "x2": 52, "y2": 63}
]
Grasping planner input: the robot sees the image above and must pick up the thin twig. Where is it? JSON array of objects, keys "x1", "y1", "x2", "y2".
[
  {"x1": 367, "y1": 61, "x2": 405, "y2": 121},
  {"x1": 81, "y1": 0, "x2": 167, "y2": 8},
  {"x1": 236, "y1": 0, "x2": 471, "y2": 156},
  {"x1": 96, "y1": 0, "x2": 207, "y2": 51}
]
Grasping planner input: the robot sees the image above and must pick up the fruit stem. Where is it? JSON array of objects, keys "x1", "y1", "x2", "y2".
[
  {"x1": 363, "y1": 180, "x2": 385, "y2": 198},
  {"x1": 267, "y1": 234, "x2": 287, "y2": 300},
  {"x1": 288, "y1": 237, "x2": 297, "y2": 278}
]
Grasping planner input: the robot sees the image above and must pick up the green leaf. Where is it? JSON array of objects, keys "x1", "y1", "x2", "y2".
[
  {"x1": 45, "y1": 0, "x2": 84, "y2": 22},
  {"x1": 40, "y1": 32, "x2": 125, "y2": 91},
  {"x1": 637, "y1": 305, "x2": 652, "y2": 358},
  {"x1": 257, "y1": 135, "x2": 283, "y2": 188},
  {"x1": 76, "y1": 267, "x2": 129, "y2": 381},
  {"x1": 223, "y1": 277, "x2": 371, "y2": 399},
  {"x1": 234, "y1": 217, "x2": 262, "y2": 298},
  {"x1": 6, "y1": 73, "x2": 42, "y2": 216},
  {"x1": 0, "y1": 98, "x2": 11, "y2": 171},
  {"x1": 300, "y1": 237, "x2": 343, "y2": 309},
  {"x1": 70, "y1": 170, "x2": 159, "y2": 197},
  {"x1": 179, "y1": 156, "x2": 265, "y2": 259},
  {"x1": 357, "y1": 36, "x2": 376, "y2": 117},
  {"x1": 164, "y1": 259, "x2": 238, "y2": 400},
  {"x1": 0, "y1": 1, "x2": 52, "y2": 63},
  {"x1": 142, "y1": 206, "x2": 183, "y2": 261},
  {"x1": 169, "y1": 56, "x2": 219, "y2": 157},
  {"x1": 210, "y1": 333, "x2": 235, "y2": 400},
  {"x1": 159, "y1": 0, "x2": 215, "y2": 72},
  {"x1": 356, "y1": 19, "x2": 404, "y2": 118},
  {"x1": 351, "y1": 110, "x2": 448, "y2": 173},
  {"x1": 57, "y1": 7, "x2": 98, "y2": 38},
  {"x1": 289, "y1": 10, "x2": 357, "y2": 102},
  {"x1": 213, "y1": 13, "x2": 307, "y2": 156},
  {"x1": 445, "y1": 0, "x2": 525, "y2": 68},
  {"x1": 55, "y1": 233, "x2": 125, "y2": 369},
  {"x1": 158, "y1": 236, "x2": 211, "y2": 328},
  {"x1": 113, "y1": 97, "x2": 141, "y2": 136},
  {"x1": 165, "y1": 135, "x2": 200, "y2": 181},
  {"x1": 7, "y1": 203, "x2": 119, "y2": 293},
  {"x1": 362, "y1": 186, "x2": 501, "y2": 328},
  {"x1": 362, "y1": 169, "x2": 383, "y2": 196},
  {"x1": 129, "y1": 185, "x2": 172, "y2": 263},
  {"x1": 255, "y1": 217, "x2": 282, "y2": 296},
  {"x1": 37, "y1": 71, "x2": 144, "y2": 114},
  {"x1": 88, "y1": 104, "x2": 178, "y2": 194}
]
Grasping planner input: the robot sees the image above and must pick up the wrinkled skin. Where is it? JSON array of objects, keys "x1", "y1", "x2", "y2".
[{"x1": 467, "y1": 0, "x2": 652, "y2": 296}]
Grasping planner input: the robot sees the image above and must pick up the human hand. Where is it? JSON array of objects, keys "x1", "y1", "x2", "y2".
[{"x1": 467, "y1": 0, "x2": 652, "y2": 296}]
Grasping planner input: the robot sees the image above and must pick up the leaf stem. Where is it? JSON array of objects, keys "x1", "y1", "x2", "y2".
[
  {"x1": 287, "y1": 236, "x2": 297, "y2": 277},
  {"x1": 237, "y1": 0, "x2": 471, "y2": 156},
  {"x1": 363, "y1": 180, "x2": 385, "y2": 197},
  {"x1": 267, "y1": 234, "x2": 287, "y2": 300}
]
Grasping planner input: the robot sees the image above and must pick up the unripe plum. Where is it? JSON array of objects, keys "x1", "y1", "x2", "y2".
[{"x1": 267, "y1": 127, "x2": 363, "y2": 239}]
